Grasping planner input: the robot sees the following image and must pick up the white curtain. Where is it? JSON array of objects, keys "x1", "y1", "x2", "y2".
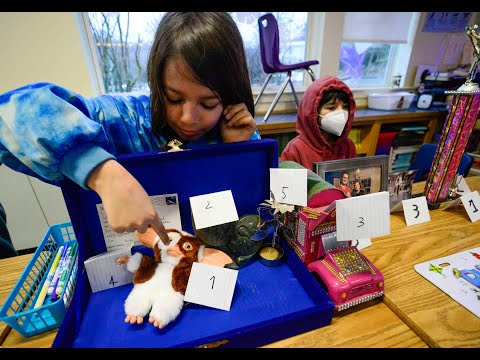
[{"x1": 343, "y1": 12, "x2": 414, "y2": 44}]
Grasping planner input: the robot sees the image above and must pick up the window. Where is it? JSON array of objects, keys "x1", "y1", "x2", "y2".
[
  {"x1": 87, "y1": 12, "x2": 164, "y2": 95},
  {"x1": 85, "y1": 12, "x2": 309, "y2": 96},
  {"x1": 82, "y1": 12, "x2": 419, "y2": 100},
  {"x1": 338, "y1": 12, "x2": 419, "y2": 88}
]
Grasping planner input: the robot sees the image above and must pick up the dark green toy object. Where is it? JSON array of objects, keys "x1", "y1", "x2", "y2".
[{"x1": 193, "y1": 214, "x2": 268, "y2": 270}]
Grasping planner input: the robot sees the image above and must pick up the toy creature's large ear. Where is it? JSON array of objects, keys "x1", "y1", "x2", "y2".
[{"x1": 135, "y1": 227, "x2": 157, "y2": 248}]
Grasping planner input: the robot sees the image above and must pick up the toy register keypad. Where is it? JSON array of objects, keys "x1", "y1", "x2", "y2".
[{"x1": 331, "y1": 248, "x2": 369, "y2": 276}]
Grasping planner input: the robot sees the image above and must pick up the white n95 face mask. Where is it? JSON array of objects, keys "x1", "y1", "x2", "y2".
[{"x1": 319, "y1": 109, "x2": 349, "y2": 136}]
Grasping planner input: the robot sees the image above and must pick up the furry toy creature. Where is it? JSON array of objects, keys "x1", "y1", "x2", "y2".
[{"x1": 117, "y1": 229, "x2": 205, "y2": 329}]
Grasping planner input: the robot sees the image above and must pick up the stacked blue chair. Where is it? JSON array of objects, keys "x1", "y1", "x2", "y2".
[{"x1": 408, "y1": 143, "x2": 474, "y2": 183}]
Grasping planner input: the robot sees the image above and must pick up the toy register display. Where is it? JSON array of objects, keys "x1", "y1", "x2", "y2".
[
  {"x1": 424, "y1": 25, "x2": 480, "y2": 208},
  {"x1": 278, "y1": 160, "x2": 384, "y2": 311},
  {"x1": 53, "y1": 139, "x2": 335, "y2": 348},
  {"x1": 282, "y1": 202, "x2": 384, "y2": 311}
]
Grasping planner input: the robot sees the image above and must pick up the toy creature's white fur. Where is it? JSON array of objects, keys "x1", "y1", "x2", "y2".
[{"x1": 123, "y1": 231, "x2": 203, "y2": 328}]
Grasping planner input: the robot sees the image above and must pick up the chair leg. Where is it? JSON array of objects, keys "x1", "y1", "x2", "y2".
[
  {"x1": 263, "y1": 71, "x2": 292, "y2": 123},
  {"x1": 305, "y1": 67, "x2": 316, "y2": 81},
  {"x1": 288, "y1": 78, "x2": 299, "y2": 108},
  {"x1": 254, "y1": 74, "x2": 272, "y2": 106}
]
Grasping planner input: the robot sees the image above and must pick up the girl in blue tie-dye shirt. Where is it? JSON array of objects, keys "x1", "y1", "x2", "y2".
[{"x1": 0, "y1": 13, "x2": 260, "y2": 246}]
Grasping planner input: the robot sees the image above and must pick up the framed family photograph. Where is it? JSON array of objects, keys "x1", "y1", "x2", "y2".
[{"x1": 313, "y1": 155, "x2": 389, "y2": 198}]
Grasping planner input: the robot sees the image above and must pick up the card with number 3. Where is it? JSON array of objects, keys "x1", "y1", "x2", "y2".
[{"x1": 402, "y1": 196, "x2": 430, "y2": 226}]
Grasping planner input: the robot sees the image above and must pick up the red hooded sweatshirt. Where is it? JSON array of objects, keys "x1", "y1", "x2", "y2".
[{"x1": 281, "y1": 76, "x2": 357, "y2": 170}]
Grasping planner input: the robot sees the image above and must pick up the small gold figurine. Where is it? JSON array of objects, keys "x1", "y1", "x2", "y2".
[
  {"x1": 458, "y1": 25, "x2": 480, "y2": 92},
  {"x1": 167, "y1": 139, "x2": 184, "y2": 152}
]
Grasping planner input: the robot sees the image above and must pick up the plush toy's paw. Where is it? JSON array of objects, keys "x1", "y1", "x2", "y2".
[
  {"x1": 116, "y1": 256, "x2": 129, "y2": 264},
  {"x1": 148, "y1": 294, "x2": 184, "y2": 329},
  {"x1": 125, "y1": 315, "x2": 144, "y2": 325},
  {"x1": 148, "y1": 315, "x2": 166, "y2": 329}
]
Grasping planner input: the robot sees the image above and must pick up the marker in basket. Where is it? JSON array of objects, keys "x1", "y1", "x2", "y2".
[
  {"x1": 48, "y1": 243, "x2": 70, "y2": 298},
  {"x1": 33, "y1": 245, "x2": 64, "y2": 309},
  {"x1": 55, "y1": 242, "x2": 78, "y2": 296}
]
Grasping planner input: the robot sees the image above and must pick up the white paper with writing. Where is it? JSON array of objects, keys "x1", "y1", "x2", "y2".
[
  {"x1": 97, "y1": 193, "x2": 182, "y2": 252},
  {"x1": 390, "y1": 201, "x2": 404, "y2": 213},
  {"x1": 356, "y1": 238, "x2": 372, "y2": 250},
  {"x1": 335, "y1": 191, "x2": 390, "y2": 242},
  {"x1": 402, "y1": 196, "x2": 431, "y2": 226},
  {"x1": 189, "y1": 190, "x2": 239, "y2": 230},
  {"x1": 457, "y1": 176, "x2": 471, "y2": 195},
  {"x1": 443, "y1": 177, "x2": 472, "y2": 211},
  {"x1": 414, "y1": 247, "x2": 480, "y2": 319},
  {"x1": 184, "y1": 262, "x2": 238, "y2": 311},
  {"x1": 270, "y1": 168, "x2": 307, "y2": 206},
  {"x1": 84, "y1": 248, "x2": 134, "y2": 293},
  {"x1": 461, "y1": 190, "x2": 480, "y2": 223}
]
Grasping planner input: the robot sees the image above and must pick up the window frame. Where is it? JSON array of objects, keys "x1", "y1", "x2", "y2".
[{"x1": 76, "y1": 12, "x2": 419, "y2": 112}]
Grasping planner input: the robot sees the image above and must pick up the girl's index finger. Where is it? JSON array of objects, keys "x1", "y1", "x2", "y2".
[{"x1": 150, "y1": 216, "x2": 170, "y2": 246}]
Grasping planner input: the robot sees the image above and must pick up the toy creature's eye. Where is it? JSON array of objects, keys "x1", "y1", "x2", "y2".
[{"x1": 183, "y1": 242, "x2": 193, "y2": 251}]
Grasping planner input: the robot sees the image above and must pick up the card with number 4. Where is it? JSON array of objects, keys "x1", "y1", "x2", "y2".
[
  {"x1": 460, "y1": 190, "x2": 480, "y2": 223},
  {"x1": 402, "y1": 196, "x2": 430, "y2": 226}
]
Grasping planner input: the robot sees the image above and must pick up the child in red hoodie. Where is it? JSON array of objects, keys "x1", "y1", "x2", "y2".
[{"x1": 281, "y1": 76, "x2": 357, "y2": 170}]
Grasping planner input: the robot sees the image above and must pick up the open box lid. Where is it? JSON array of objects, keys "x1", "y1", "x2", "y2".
[{"x1": 60, "y1": 139, "x2": 279, "y2": 265}]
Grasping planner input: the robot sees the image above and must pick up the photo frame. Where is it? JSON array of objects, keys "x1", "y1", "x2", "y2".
[
  {"x1": 387, "y1": 169, "x2": 418, "y2": 212},
  {"x1": 313, "y1": 155, "x2": 389, "y2": 198}
]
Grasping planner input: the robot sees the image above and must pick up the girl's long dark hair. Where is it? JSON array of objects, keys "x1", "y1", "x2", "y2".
[{"x1": 147, "y1": 12, "x2": 254, "y2": 142}]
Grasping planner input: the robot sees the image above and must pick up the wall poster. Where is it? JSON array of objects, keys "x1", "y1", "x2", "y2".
[{"x1": 423, "y1": 12, "x2": 473, "y2": 33}]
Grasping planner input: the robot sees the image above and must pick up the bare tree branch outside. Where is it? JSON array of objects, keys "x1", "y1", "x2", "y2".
[
  {"x1": 88, "y1": 12, "x2": 158, "y2": 94},
  {"x1": 87, "y1": 12, "x2": 307, "y2": 95}
]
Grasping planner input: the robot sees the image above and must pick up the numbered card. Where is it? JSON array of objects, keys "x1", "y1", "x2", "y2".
[
  {"x1": 97, "y1": 193, "x2": 182, "y2": 252},
  {"x1": 184, "y1": 262, "x2": 238, "y2": 311},
  {"x1": 336, "y1": 191, "x2": 390, "y2": 242},
  {"x1": 356, "y1": 238, "x2": 372, "y2": 250},
  {"x1": 402, "y1": 196, "x2": 431, "y2": 226},
  {"x1": 457, "y1": 176, "x2": 471, "y2": 195},
  {"x1": 84, "y1": 248, "x2": 134, "y2": 293},
  {"x1": 189, "y1": 190, "x2": 239, "y2": 230},
  {"x1": 460, "y1": 190, "x2": 480, "y2": 223},
  {"x1": 270, "y1": 168, "x2": 307, "y2": 206}
]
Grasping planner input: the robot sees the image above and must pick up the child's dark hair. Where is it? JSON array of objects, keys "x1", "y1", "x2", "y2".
[
  {"x1": 147, "y1": 12, "x2": 254, "y2": 142},
  {"x1": 319, "y1": 90, "x2": 350, "y2": 109}
]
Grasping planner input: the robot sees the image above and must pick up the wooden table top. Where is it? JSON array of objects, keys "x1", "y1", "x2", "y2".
[
  {"x1": 263, "y1": 300, "x2": 427, "y2": 348},
  {"x1": 360, "y1": 176, "x2": 480, "y2": 348},
  {"x1": 2, "y1": 176, "x2": 478, "y2": 348},
  {"x1": 0, "y1": 260, "x2": 426, "y2": 349},
  {"x1": 0, "y1": 253, "x2": 426, "y2": 348},
  {"x1": 0, "y1": 252, "x2": 33, "y2": 343}
]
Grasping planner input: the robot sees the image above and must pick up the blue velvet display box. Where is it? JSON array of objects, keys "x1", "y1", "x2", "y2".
[{"x1": 53, "y1": 139, "x2": 334, "y2": 348}]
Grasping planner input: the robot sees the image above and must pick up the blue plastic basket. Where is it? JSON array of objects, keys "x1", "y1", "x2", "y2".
[{"x1": 0, "y1": 222, "x2": 78, "y2": 337}]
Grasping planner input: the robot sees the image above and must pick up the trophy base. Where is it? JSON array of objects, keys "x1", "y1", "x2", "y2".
[{"x1": 426, "y1": 194, "x2": 462, "y2": 210}]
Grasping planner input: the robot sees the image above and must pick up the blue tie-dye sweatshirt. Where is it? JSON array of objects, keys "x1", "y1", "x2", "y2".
[{"x1": 0, "y1": 82, "x2": 261, "y2": 189}]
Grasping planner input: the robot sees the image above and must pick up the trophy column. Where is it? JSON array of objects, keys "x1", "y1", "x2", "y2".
[{"x1": 423, "y1": 25, "x2": 480, "y2": 208}]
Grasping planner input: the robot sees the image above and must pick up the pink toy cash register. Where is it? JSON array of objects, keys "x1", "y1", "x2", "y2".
[{"x1": 282, "y1": 196, "x2": 384, "y2": 311}]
